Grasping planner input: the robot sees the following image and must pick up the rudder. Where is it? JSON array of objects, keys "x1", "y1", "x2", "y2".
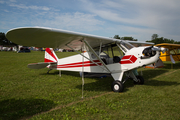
[{"x1": 44, "y1": 48, "x2": 58, "y2": 62}]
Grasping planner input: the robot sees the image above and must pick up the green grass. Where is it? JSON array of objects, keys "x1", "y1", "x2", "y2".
[{"x1": 0, "y1": 51, "x2": 180, "y2": 120}]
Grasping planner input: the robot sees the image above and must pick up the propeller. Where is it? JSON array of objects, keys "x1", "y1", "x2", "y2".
[{"x1": 151, "y1": 46, "x2": 167, "y2": 53}]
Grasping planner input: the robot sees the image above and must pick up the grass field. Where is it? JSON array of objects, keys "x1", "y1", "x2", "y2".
[{"x1": 0, "y1": 51, "x2": 180, "y2": 120}]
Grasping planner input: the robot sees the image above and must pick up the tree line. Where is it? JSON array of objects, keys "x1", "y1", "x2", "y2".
[
  {"x1": 113, "y1": 35, "x2": 137, "y2": 41},
  {"x1": 146, "y1": 34, "x2": 180, "y2": 44},
  {"x1": 114, "y1": 34, "x2": 180, "y2": 44}
]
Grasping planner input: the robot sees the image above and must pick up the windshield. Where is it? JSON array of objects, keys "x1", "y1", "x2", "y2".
[{"x1": 120, "y1": 41, "x2": 134, "y2": 50}]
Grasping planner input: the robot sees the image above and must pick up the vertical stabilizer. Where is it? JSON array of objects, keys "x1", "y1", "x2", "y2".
[{"x1": 44, "y1": 48, "x2": 58, "y2": 62}]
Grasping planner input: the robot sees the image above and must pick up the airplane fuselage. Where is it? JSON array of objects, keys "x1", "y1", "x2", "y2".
[{"x1": 49, "y1": 46, "x2": 160, "y2": 74}]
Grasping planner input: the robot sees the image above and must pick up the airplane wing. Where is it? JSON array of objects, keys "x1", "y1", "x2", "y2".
[
  {"x1": 127, "y1": 40, "x2": 154, "y2": 47},
  {"x1": 6, "y1": 27, "x2": 153, "y2": 50},
  {"x1": 6, "y1": 27, "x2": 116, "y2": 50},
  {"x1": 155, "y1": 43, "x2": 180, "y2": 50}
]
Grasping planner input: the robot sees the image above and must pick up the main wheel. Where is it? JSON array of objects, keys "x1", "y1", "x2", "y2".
[
  {"x1": 111, "y1": 80, "x2": 124, "y2": 92},
  {"x1": 134, "y1": 75, "x2": 144, "y2": 85}
]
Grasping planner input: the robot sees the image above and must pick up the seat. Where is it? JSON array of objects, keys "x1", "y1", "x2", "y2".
[{"x1": 113, "y1": 56, "x2": 121, "y2": 63}]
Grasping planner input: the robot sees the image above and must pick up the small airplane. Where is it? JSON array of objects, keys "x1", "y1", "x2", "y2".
[{"x1": 6, "y1": 27, "x2": 166, "y2": 92}]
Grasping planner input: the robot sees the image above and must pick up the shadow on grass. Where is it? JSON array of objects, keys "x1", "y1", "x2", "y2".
[
  {"x1": 145, "y1": 79, "x2": 180, "y2": 86},
  {"x1": 79, "y1": 77, "x2": 114, "y2": 92},
  {"x1": 163, "y1": 61, "x2": 180, "y2": 69},
  {"x1": 0, "y1": 98, "x2": 57, "y2": 120},
  {"x1": 141, "y1": 69, "x2": 180, "y2": 86},
  {"x1": 140, "y1": 69, "x2": 168, "y2": 80},
  {"x1": 76, "y1": 68, "x2": 180, "y2": 92},
  {"x1": 40, "y1": 70, "x2": 115, "y2": 92},
  {"x1": 39, "y1": 68, "x2": 180, "y2": 92},
  {"x1": 40, "y1": 70, "x2": 80, "y2": 77}
]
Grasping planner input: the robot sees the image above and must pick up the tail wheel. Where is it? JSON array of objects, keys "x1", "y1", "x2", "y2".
[
  {"x1": 111, "y1": 80, "x2": 124, "y2": 92},
  {"x1": 134, "y1": 75, "x2": 144, "y2": 85}
]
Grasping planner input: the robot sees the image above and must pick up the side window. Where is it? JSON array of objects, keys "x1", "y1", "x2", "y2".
[
  {"x1": 88, "y1": 43, "x2": 125, "y2": 64},
  {"x1": 101, "y1": 44, "x2": 124, "y2": 64}
]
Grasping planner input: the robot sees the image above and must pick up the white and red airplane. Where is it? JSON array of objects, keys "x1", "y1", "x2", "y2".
[{"x1": 6, "y1": 27, "x2": 166, "y2": 92}]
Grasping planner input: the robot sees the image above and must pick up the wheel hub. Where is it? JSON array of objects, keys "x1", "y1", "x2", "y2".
[{"x1": 114, "y1": 84, "x2": 119, "y2": 90}]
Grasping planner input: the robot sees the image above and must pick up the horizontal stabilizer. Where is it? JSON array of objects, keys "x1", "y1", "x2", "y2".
[{"x1": 28, "y1": 62, "x2": 57, "y2": 69}]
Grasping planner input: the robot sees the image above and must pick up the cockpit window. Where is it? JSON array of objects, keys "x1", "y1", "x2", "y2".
[{"x1": 120, "y1": 41, "x2": 134, "y2": 50}]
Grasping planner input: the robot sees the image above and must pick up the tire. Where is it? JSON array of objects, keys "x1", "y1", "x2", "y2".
[
  {"x1": 111, "y1": 80, "x2": 124, "y2": 92},
  {"x1": 134, "y1": 75, "x2": 144, "y2": 85}
]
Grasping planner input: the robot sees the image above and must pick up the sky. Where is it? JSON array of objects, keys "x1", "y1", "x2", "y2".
[{"x1": 0, "y1": 0, "x2": 180, "y2": 41}]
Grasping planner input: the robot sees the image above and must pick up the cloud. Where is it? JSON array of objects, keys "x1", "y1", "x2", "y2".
[
  {"x1": 1, "y1": 0, "x2": 180, "y2": 41},
  {"x1": 32, "y1": 12, "x2": 105, "y2": 32},
  {"x1": 0, "y1": 0, "x2": 5, "y2": 4},
  {"x1": 0, "y1": 9, "x2": 104, "y2": 34},
  {"x1": 0, "y1": 0, "x2": 51, "y2": 11},
  {"x1": 79, "y1": 0, "x2": 180, "y2": 41},
  {"x1": 9, "y1": 0, "x2": 16, "y2": 2},
  {"x1": 0, "y1": 0, "x2": 105, "y2": 33},
  {"x1": 8, "y1": 3, "x2": 50, "y2": 11}
]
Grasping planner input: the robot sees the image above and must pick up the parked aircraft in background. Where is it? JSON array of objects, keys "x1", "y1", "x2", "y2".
[
  {"x1": 6, "y1": 27, "x2": 166, "y2": 92},
  {"x1": 156, "y1": 43, "x2": 180, "y2": 63}
]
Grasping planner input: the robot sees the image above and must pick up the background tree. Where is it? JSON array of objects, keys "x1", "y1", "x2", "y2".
[
  {"x1": 113, "y1": 35, "x2": 137, "y2": 41},
  {"x1": 151, "y1": 34, "x2": 158, "y2": 40},
  {"x1": 113, "y1": 35, "x2": 120, "y2": 39},
  {"x1": 0, "y1": 32, "x2": 6, "y2": 45},
  {"x1": 146, "y1": 34, "x2": 180, "y2": 44},
  {"x1": 0, "y1": 32, "x2": 17, "y2": 46},
  {"x1": 121, "y1": 37, "x2": 137, "y2": 41}
]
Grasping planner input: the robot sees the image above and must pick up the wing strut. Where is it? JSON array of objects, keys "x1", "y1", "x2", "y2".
[
  {"x1": 81, "y1": 41, "x2": 85, "y2": 99},
  {"x1": 83, "y1": 39, "x2": 111, "y2": 73},
  {"x1": 99, "y1": 40, "x2": 102, "y2": 57}
]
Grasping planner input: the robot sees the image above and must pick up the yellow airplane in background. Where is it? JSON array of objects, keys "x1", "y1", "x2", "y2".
[{"x1": 156, "y1": 43, "x2": 180, "y2": 62}]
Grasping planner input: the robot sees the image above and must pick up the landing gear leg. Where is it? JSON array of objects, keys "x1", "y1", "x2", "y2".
[
  {"x1": 125, "y1": 70, "x2": 144, "y2": 85},
  {"x1": 134, "y1": 75, "x2": 144, "y2": 85},
  {"x1": 47, "y1": 69, "x2": 52, "y2": 74},
  {"x1": 111, "y1": 72, "x2": 124, "y2": 92}
]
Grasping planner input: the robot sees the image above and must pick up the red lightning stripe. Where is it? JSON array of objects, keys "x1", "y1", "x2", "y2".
[{"x1": 120, "y1": 55, "x2": 137, "y2": 64}]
